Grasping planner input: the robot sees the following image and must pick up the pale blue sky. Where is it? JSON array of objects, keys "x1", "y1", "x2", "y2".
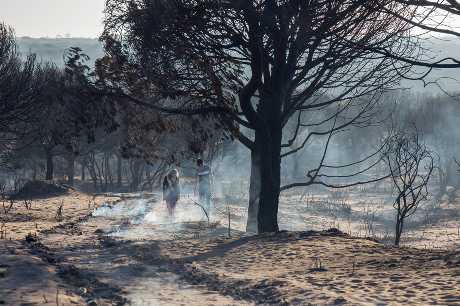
[{"x1": 0, "y1": 0, "x2": 105, "y2": 38}]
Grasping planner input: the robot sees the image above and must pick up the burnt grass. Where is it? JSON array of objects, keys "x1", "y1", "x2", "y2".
[{"x1": 22, "y1": 221, "x2": 127, "y2": 305}]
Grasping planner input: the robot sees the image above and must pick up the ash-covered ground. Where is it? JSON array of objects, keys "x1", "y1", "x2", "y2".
[
  {"x1": 94, "y1": 177, "x2": 459, "y2": 251},
  {"x1": 1, "y1": 181, "x2": 459, "y2": 305}
]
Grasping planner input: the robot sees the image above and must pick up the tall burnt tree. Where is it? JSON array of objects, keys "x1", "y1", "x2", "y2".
[
  {"x1": 33, "y1": 63, "x2": 63, "y2": 180},
  {"x1": 102, "y1": 0, "x2": 460, "y2": 233},
  {"x1": 0, "y1": 23, "x2": 41, "y2": 150}
]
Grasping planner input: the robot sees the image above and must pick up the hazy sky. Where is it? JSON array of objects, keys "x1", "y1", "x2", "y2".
[
  {"x1": 0, "y1": 0, "x2": 105, "y2": 38},
  {"x1": 0, "y1": 1, "x2": 459, "y2": 38}
]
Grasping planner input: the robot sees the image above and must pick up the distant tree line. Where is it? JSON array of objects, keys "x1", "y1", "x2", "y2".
[{"x1": 0, "y1": 22, "x2": 225, "y2": 193}]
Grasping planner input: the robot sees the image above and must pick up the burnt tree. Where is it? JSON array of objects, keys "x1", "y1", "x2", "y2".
[
  {"x1": 102, "y1": 0, "x2": 460, "y2": 233},
  {"x1": 0, "y1": 23, "x2": 41, "y2": 149},
  {"x1": 384, "y1": 129, "x2": 434, "y2": 246}
]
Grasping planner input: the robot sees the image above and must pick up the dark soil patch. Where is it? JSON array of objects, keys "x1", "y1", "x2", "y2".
[
  {"x1": 23, "y1": 220, "x2": 127, "y2": 305},
  {"x1": 10, "y1": 181, "x2": 67, "y2": 200}
]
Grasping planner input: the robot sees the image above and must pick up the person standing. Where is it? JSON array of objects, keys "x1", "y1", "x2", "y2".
[
  {"x1": 163, "y1": 169, "x2": 180, "y2": 219},
  {"x1": 196, "y1": 158, "x2": 212, "y2": 217}
]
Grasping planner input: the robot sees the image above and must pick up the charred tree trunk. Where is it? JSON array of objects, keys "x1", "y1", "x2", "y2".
[
  {"x1": 395, "y1": 214, "x2": 404, "y2": 246},
  {"x1": 246, "y1": 148, "x2": 261, "y2": 233},
  {"x1": 117, "y1": 154, "x2": 123, "y2": 189},
  {"x1": 446, "y1": 159, "x2": 459, "y2": 203},
  {"x1": 66, "y1": 153, "x2": 75, "y2": 186},
  {"x1": 88, "y1": 153, "x2": 99, "y2": 192},
  {"x1": 246, "y1": 92, "x2": 283, "y2": 234},
  {"x1": 103, "y1": 153, "x2": 113, "y2": 191},
  {"x1": 81, "y1": 161, "x2": 86, "y2": 181},
  {"x1": 45, "y1": 148, "x2": 54, "y2": 181},
  {"x1": 394, "y1": 199, "x2": 406, "y2": 247},
  {"x1": 130, "y1": 159, "x2": 144, "y2": 191},
  {"x1": 395, "y1": 218, "x2": 401, "y2": 246},
  {"x1": 32, "y1": 163, "x2": 37, "y2": 181},
  {"x1": 257, "y1": 127, "x2": 282, "y2": 233}
]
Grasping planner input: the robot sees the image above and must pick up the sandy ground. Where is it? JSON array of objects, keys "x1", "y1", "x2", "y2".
[
  {"x1": 1, "y1": 187, "x2": 459, "y2": 305},
  {"x1": 159, "y1": 231, "x2": 460, "y2": 305},
  {"x1": 89, "y1": 196, "x2": 459, "y2": 305},
  {"x1": 0, "y1": 189, "x2": 118, "y2": 241},
  {"x1": 0, "y1": 190, "x2": 120, "y2": 305},
  {"x1": 0, "y1": 240, "x2": 84, "y2": 305},
  {"x1": 1, "y1": 190, "x2": 249, "y2": 305}
]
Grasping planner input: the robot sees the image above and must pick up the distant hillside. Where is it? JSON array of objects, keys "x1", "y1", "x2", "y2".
[
  {"x1": 17, "y1": 37, "x2": 104, "y2": 66},
  {"x1": 15, "y1": 36, "x2": 459, "y2": 93}
]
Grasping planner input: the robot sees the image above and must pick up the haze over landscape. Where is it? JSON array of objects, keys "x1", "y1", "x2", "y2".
[
  {"x1": 1, "y1": 1, "x2": 460, "y2": 305},
  {"x1": 5, "y1": 0, "x2": 460, "y2": 93}
]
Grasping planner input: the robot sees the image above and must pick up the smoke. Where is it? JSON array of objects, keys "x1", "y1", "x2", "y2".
[
  {"x1": 91, "y1": 101, "x2": 459, "y2": 246},
  {"x1": 143, "y1": 197, "x2": 208, "y2": 225},
  {"x1": 91, "y1": 193, "x2": 217, "y2": 240},
  {"x1": 92, "y1": 200, "x2": 149, "y2": 219}
]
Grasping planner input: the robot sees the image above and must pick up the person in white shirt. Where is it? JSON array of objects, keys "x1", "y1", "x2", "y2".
[{"x1": 196, "y1": 158, "x2": 212, "y2": 216}]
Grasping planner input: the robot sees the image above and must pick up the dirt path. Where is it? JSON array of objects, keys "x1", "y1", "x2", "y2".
[
  {"x1": 1, "y1": 189, "x2": 252, "y2": 305},
  {"x1": 3, "y1": 192, "x2": 250, "y2": 305},
  {"x1": 0, "y1": 240, "x2": 85, "y2": 306},
  {"x1": 33, "y1": 210, "x2": 251, "y2": 305}
]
